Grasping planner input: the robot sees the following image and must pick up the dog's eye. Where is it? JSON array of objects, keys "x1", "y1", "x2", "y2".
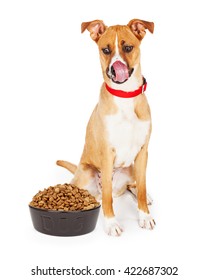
[
  {"x1": 102, "y1": 47, "x2": 111, "y2": 55},
  {"x1": 123, "y1": 45, "x2": 133, "y2": 53}
]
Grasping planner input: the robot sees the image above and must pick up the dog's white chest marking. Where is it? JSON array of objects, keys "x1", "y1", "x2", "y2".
[{"x1": 105, "y1": 98, "x2": 150, "y2": 168}]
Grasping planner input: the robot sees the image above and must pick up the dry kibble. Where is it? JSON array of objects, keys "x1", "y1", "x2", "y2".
[
  {"x1": 29, "y1": 183, "x2": 100, "y2": 211},
  {"x1": 55, "y1": 187, "x2": 60, "y2": 193}
]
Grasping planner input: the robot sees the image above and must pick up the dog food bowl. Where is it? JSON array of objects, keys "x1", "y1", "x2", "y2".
[{"x1": 29, "y1": 205, "x2": 101, "y2": 236}]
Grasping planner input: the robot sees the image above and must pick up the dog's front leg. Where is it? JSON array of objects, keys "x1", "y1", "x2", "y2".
[
  {"x1": 101, "y1": 152, "x2": 123, "y2": 236},
  {"x1": 134, "y1": 145, "x2": 155, "y2": 230}
]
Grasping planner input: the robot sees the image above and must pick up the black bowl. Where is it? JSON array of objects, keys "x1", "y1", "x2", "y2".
[{"x1": 29, "y1": 205, "x2": 100, "y2": 236}]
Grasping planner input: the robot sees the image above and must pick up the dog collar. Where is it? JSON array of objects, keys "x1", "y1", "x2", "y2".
[{"x1": 105, "y1": 77, "x2": 147, "y2": 98}]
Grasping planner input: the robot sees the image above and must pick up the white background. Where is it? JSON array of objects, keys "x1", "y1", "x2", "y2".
[{"x1": 1, "y1": 0, "x2": 208, "y2": 279}]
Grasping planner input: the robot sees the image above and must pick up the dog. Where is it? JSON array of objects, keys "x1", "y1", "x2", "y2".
[{"x1": 57, "y1": 19, "x2": 155, "y2": 236}]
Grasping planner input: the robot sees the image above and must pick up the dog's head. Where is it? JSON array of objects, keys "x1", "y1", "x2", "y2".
[{"x1": 81, "y1": 19, "x2": 154, "y2": 88}]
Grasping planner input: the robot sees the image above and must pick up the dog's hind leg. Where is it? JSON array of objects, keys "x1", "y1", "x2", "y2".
[
  {"x1": 71, "y1": 163, "x2": 101, "y2": 200},
  {"x1": 127, "y1": 183, "x2": 153, "y2": 205},
  {"x1": 112, "y1": 166, "x2": 134, "y2": 197}
]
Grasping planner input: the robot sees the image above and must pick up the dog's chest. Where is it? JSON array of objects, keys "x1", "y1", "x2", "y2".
[{"x1": 105, "y1": 98, "x2": 150, "y2": 168}]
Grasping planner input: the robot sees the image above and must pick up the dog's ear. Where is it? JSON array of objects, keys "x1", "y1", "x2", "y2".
[
  {"x1": 81, "y1": 20, "x2": 107, "y2": 42},
  {"x1": 128, "y1": 19, "x2": 154, "y2": 40}
]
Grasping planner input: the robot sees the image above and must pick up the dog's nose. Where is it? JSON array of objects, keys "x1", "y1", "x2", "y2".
[{"x1": 110, "y1": 66, "x2": 116, "y2": 78}]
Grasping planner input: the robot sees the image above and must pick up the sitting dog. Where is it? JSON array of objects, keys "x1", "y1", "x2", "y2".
[{"x1": 57, "y1": 19, "x2": 155, "y2": 236}]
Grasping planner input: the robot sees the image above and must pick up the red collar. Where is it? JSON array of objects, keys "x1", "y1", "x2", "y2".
[{"x1": 105, "y1": 78, "x2": 147, "y2": 98}]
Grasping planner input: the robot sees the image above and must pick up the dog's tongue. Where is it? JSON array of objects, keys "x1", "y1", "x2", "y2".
[{"x1": 112, "y1": 61, "x2": 129, "y2": 83}]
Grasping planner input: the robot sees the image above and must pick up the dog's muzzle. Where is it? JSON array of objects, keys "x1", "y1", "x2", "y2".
[{"x1": 107, "y1": 60, "x2": 134, "y2": 84}]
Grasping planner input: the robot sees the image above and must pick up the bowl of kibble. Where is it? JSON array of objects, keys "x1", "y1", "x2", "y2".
[{"x1": 29, "y1": 183, "x2": 100, "y2": 236}]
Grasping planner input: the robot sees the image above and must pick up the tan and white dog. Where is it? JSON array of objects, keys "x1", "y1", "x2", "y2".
[{"x1": 57, "y1": 19, "x2": 155, "y2": 236}]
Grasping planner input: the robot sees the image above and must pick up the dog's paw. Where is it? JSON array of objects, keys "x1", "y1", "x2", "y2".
[
  {"x1": 138, "y1": 210, "x2": 156, "y2": 230},
  {"x1": 147, "y1": 193, "x2": 153, "y2": 205},
  {"x1": 128, "y1": 187, "x2": 153, "y2": 206},
  {"x1": 104, "y1": 217, "x2": 123, "y2": 236}
]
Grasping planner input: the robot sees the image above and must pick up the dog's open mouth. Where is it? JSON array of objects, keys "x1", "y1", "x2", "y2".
[{"x1": 107, "y1": 61, "x2": 134, "y2": 84}]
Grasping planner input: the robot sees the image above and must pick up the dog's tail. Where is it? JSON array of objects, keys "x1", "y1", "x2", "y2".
[{"x1": 56, "y1": 160, "x2": 77, "y2": 174}]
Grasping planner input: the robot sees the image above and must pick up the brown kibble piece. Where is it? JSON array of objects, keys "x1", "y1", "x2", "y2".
[
  {"x1": 55, "y1": 187, "x2": 60, "y2": 193},
  {"x1": 29, "y1": 183, "x2": 100, "y2": 211}
]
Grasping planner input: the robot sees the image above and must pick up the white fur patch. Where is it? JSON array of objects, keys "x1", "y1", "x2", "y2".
[
  {"x1": 109, "y1": 34, "x2": 125, "y2": 65},
  {"x1": 81, "y1": 177, "x2": 101, "y2": 200},
  {"x1": 105, "y1": 99, "x2": 150, "y2": 168},
  {"x1": 95, "y1": 168, "x2": 133, "y2": 198},
  {"x1": 104, "y1": 216, "x2": 123, "y2": 236},
  {"x1": 112, "y1": 168, "x2": 132, "y2": 197},
  {"x1": 138, "y1": 210, "x2": 155, "y2": 230}
]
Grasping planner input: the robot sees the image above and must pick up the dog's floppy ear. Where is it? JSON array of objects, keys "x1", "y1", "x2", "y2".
[
  {"x1": 81, "y1": 20, "x2": 107, "y2": 42},
  {"x1": 128, "y1": 19, "x2": 154, "y2": 40}
]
